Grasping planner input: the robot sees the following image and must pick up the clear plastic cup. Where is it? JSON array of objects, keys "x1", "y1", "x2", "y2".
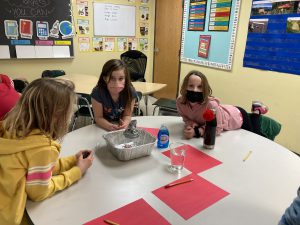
[{"x1": 168, "y1": 143, "x2": 186, "y2": 173}]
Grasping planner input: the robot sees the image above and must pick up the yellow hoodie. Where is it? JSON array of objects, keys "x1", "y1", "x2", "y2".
[{"x1": 0, "y1": 126, "x2": 82, "y2": 225}]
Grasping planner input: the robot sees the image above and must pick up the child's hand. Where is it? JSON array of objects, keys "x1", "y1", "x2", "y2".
[
  {"x1": 76, "y1": 150, "x2": 94, "y2": 175},
  {"x1": 75, "y1": 150, "x2": 90, "y2": 159},
  {"x1": 184, "y1": 125, "x2": 195, "y2": 139},
  {"x1": 117, "y1": 119, "x2": 129, "y2": 130}
]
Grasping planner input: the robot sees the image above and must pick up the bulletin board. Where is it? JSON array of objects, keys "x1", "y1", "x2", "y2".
[
  {"x1": 180, "y1": 0, "x2": 241, "y2": 70},
  {"x1": 243, "y1": 0, "x2": 300, "y2": 76},
  {"x1": 93, "y1": 3, "x2": 136, "y2": 37},
  {"x1": 0, "y1": 0, "x2": 74, "y2": 59}
]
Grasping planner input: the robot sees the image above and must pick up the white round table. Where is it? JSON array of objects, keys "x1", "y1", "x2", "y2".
[{"x1": 26, "y1": 116, "x2": 300, "y2": 225}]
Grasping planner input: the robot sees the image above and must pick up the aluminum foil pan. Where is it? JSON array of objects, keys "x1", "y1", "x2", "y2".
[{"x1": 103, "y1": 128, "x2": 156, "y2": 161}]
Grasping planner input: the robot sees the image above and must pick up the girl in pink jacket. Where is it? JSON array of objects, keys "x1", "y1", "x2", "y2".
[{"x1": 176, "y1": 70, "x2": 268, "y2": 139}]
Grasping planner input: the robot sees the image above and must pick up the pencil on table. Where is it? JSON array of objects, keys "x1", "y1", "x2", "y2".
[
  {"x1": 165, "y1": 178, "x2": 194, "y2": 188},
  {"x1": 243, "y1": 150, "x2": 252, "y2": 162},
  {"x1": 104, "y1": 219, "x2": 119, "y2": 225}
]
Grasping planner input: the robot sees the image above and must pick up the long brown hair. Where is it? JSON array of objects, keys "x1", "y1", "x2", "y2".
[
  {"x1": 2, "y1": 78, "x2": 76, "y2": 140},
  {"x1": 97, "y1": 59, "x2": 133, "y2": 109},
  {"x1": 180, "y1": 70, "x2": 212, "y2": 104}
]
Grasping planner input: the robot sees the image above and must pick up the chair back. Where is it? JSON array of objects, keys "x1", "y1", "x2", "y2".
[
  {"x1": 152, "y1": 98, "x2": 179, "y2": 116},
  {"x1": 12, "y1": 79, "x2": 29, "y2": 93},
  {"x1": 41, "y1": 70, "x2": 66, "y2": 78},
  {"x1": 71, "y1": 93, "x2": 94, "y2": 131},
  {"x1": 121, "y1": 50, "x2": 147, "y2": 82},
  {"x1": 133, "y1": 91, "x2": 143, "y2": 116}
]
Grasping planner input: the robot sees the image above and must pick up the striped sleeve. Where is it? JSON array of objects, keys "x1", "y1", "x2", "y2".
[
  {"x1": 26, "y1": 145, "x2": 82, "y2": 201},
  {"x1": 26, "y1": 162, "x2": 56, "y2": 186}
]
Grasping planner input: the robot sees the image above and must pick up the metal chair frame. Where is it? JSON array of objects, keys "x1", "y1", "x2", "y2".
[{"x1": 71, "y1": 93, "x2": 94, "y2": 131}]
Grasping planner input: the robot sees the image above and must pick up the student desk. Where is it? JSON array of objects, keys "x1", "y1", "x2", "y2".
[
  {"x1": 59, "y1": 74, "x2": 98, "y2": 94},
  {"x1": 26, "y1": 116, "x2": 300, "y2": 225}
]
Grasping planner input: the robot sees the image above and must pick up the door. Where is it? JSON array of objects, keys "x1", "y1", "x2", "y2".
[{"x1": 153, "y1": 0, "x2": 183, "y2": 99}]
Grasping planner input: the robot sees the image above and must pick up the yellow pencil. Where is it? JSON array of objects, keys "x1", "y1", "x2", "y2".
[
  {"x1": 243, "y1": 150, "x2": 252, "y2": 162},
  {"x1": 104, "y1": 219, "x2": 119, "y2": 225}
]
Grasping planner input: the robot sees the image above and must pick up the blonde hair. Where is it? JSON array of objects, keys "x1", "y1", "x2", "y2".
[
  {"x1": 2, "y1": 78, "x2": 76, "y2": 140},
  {"x1": 180, "y1": 70, "x2": 212, "y2": 104}
]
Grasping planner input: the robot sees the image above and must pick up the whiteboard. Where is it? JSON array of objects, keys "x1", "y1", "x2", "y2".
[{"x1": 93, "y1": 3, "x2": 136, "y2": 37}]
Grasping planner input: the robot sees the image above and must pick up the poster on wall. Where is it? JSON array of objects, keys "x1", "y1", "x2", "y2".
[
  {"x1": 208, "y1": 0, "x2": 232, "y2": 31},
  {"x1": 198, "y1": 35, "x2": 211, "y2": 58},
  {"x1": 181, "y1": 0, "x2": 241, "y2": 70},
  {"x1": 77, "y1": 0, "x2": 89, "y2": 17},
  {"x1": 243, "y1": 0, "x2": 300, "y2": 76},
  {"x1": 188, "y1": 0, "x2": 207, "y2": 31}
]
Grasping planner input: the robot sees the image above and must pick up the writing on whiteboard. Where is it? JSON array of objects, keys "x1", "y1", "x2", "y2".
[{"x1": 104, "y1": 5, "x2": 121, "y2": 22}]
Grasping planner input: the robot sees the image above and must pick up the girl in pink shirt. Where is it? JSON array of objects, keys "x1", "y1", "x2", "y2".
[{"x1": 176, "y1": 70, "x2": 268, "y2": 139}]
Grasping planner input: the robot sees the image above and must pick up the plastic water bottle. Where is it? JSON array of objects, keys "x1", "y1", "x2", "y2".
[
  {"x1": 203, "y1": 109, "x2": 217, "y2": 149},
  {"x1": 157, "y1": 124, "x2": 169, "y2": 149}
]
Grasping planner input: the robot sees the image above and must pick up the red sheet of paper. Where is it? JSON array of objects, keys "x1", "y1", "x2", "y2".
[
  {"x1": 139, "y1": 127, "x2": 159, "y2": 137},
  {"x1": 163, "y1": 144, "x2": 221, "y2": 174},
  {"x1": 84, "y1": 198, "x2": 171, "y2": 225},
  {"x1": 152, "y1": 174, "x2": 229, "y2": 220}
]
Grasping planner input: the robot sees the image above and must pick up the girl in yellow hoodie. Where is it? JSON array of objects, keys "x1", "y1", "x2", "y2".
[{"x1": 0, "y1": 78, "x2": 94, "y2": 225}]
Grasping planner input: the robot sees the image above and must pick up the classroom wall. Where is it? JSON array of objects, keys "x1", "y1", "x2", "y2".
[
  {"x1": 179, "y1": 1, "x2": 300, "y2": 154},
  {"x1": 0, "y1": 0, "x2": 155, "y2": 82},
  {"x1": 1, "y1": 0, "x2": 299, "y2": 153}
]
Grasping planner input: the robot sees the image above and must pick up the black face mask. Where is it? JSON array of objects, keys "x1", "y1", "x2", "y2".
[{"x1": 186, "y1": 90, "x2": 204, "y2": 103}]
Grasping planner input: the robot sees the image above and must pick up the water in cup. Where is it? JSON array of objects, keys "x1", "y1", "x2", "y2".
[{"x1": 170, "y1": 147, "x2": 186, "y2": 172}]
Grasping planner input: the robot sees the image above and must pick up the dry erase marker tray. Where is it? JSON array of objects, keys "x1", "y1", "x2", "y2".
[{"x1": 103, "y1": 129, "x2": 156, "y2": 161}]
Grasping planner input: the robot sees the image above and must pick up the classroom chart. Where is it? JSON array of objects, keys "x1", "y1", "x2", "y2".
[
  {"x1": 243, "y1": 0, "x2": 300, "y2": 76},
  {"x1": 181, "y1": 0, "x2": 241, "y2": 70},
  {"x1": 0, "y1": 0, "x2": 75, "y2": 59}
]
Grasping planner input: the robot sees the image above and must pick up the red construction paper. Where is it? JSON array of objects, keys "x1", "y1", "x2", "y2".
[
  {"x1": 139, "y1": 127, "x2": 159, "y2": 137},
  {"x1": 163, "y1": 144, "x2": 222, "y2": 174},
  {"x1": 152, "y1": 174, "x2": 229, "y2": 220},
  {"x1": 84, "y1": 198, "x2": 171, "y2": 225}
]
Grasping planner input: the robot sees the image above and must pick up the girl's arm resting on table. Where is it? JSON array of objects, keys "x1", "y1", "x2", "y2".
[
  {"x1": 120, "y1": 99, "x2": 135, "y2": 129},
  {"x1": 92, "y1": 98, "x2": 118, "y2": 131},
  {"x1": 52, "y1": 154, "x2": 77, "y2": 175},
  {"x1": 26, "y1": 150, "x2": 82, "y2": 201}
]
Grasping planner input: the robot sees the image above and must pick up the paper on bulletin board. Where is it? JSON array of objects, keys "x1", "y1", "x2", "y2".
[
  {"x1": 117, "y1": 38, "x2": 127, "y2": 51},
  {"x1": 35, "y1": 46, "x2": 53, "y2": 58},
  {"x1": 16, "y1": 45, "x2": 36, "y2": 58},
  {"x1": 53, "y1": 46, "x2": 70, "y2": 58},
  {"x1": 181, "y1": 0, "x2": 241, "y2": 71},
  {"x1": 78, "y1": 37, "x2": 90, "y2": 52},
  {"x1": 0, "y1": 45, "x2": 10, "y2": 59},
  {"x1": 92, "y1": 37, "x2": 103, "y2": 52}
]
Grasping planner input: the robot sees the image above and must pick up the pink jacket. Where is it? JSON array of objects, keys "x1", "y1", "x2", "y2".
[{"x1": 176, "y1": 96, "x2": 243, "y2": 135}]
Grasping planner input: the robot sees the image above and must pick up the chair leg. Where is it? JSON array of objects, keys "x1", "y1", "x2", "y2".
[
  {"x1": 71, "y1": 116, "x2": 78, "y2": 131},
  {"x1": 153, "y1": 106, "x2": 159, "y2": 116}
]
